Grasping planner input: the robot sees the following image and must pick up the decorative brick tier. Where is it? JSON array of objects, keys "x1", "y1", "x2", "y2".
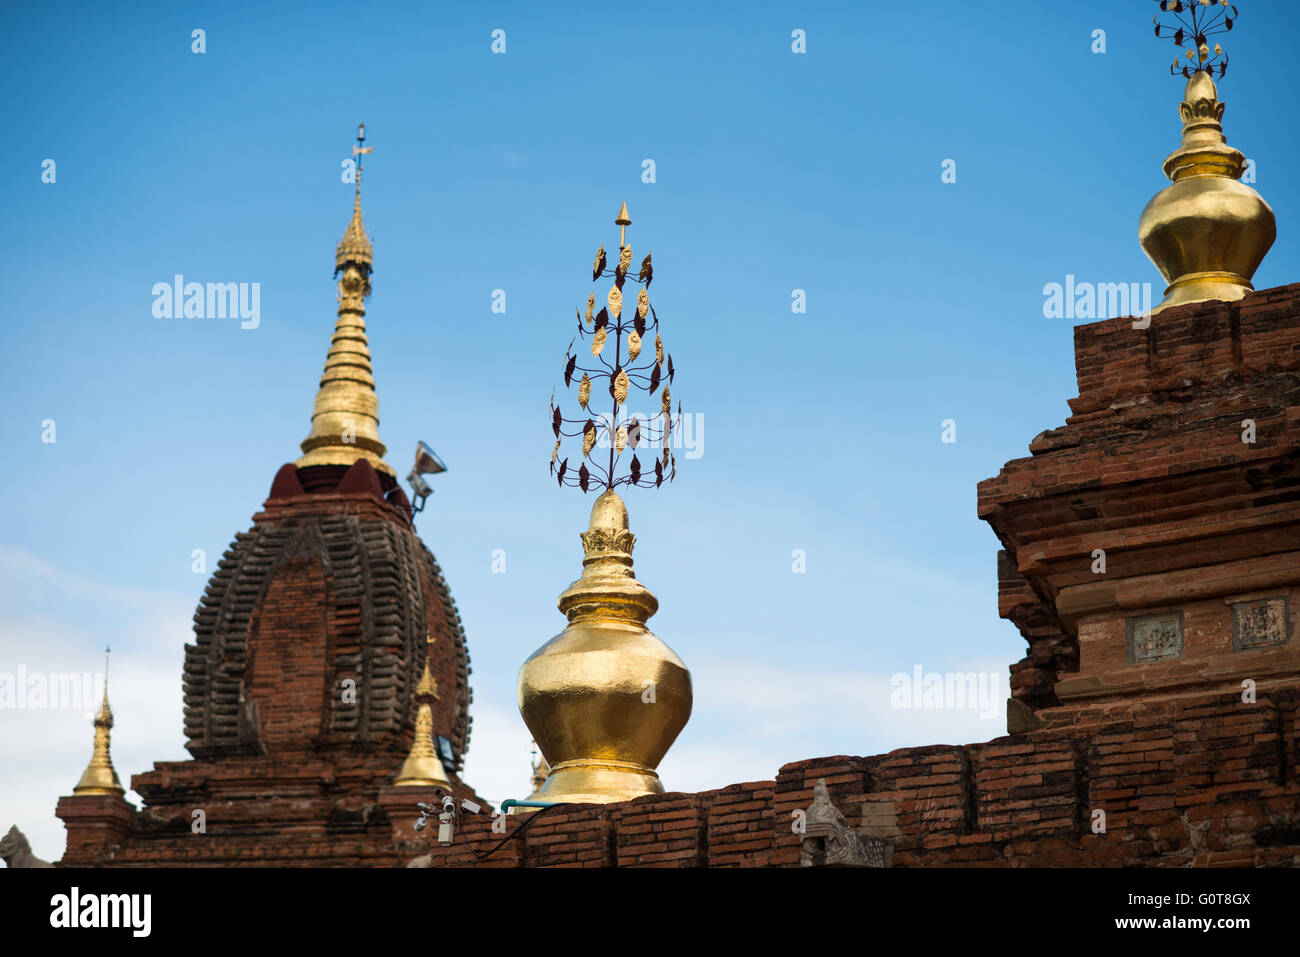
[{"x1": 978, "y1": 283, "x2": 1299, "y2": 727}]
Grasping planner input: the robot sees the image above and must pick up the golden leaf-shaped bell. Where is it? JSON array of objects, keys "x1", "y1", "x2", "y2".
[
  {"x1": 551, "y1": 439, "x2": 560, "y2": 463},
  {"x1": 655, "y1": 333, "x2": 664, "y2": 367},
  {"x1": 662, "y1": 445, "x2": 669, "y2": 466},
  {"x1": 591, "y1": 326, "x2": 607, "y2": 358},
  {"x1": 637, "y1": 288, "x2": 649, "y2": 319},
  {"x1": 582, "y1": 427, "x2": 596, "y2": 458},
  {"x1": 661, "y1": 387, "x2": 670, "y2": 415},
  {"x1": 615, "y1": 426, "x2": 627, "y2": 453},
  {"x1": 607, "y1": 285, "x2": 622, "y2": 319},
  {"x1": 614, "y1": 368, "x2": 630, "y2": 405},
  {"x1": 618, "y1": 245, "x2": 632, "y2": 276},
  {"x1": 627, "y1": 330, "x2": 642, "y2": 361},
  {"x1": 585, "y1": 292, "x2": 595, "y2": 326},
  {"x1": 578, "y1": 373, "x2": 591, "y2": 409}
]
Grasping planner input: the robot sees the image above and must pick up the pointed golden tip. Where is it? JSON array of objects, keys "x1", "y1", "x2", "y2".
[
  {"x1": 414, "y1": 646, "x2": 439, "y2": 700},
  {"x1": 588, "y1": 488, "x2": 629, "y2": 531},
  {"x1": 1183, "y1": 69, "x2": 1217, "y2": 104},
  {"x1": 615, "y1": 201, "x2": 631, "y2": 226},
  {"x1": 335, "y1": 203, "x2": 373, "y2": 271}
]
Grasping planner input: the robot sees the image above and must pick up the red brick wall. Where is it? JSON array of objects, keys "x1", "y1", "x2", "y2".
[
  {"x1": 246, "y1": 558, "x2": 330, "y2": 751},
  {"x1": 414, "y1": 690, "x2": 1298, "y2": 868}
]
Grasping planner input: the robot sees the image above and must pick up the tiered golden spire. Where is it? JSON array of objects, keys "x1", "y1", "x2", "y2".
[
  {"x1": 296, "y1": 123, "x2": 395, "y2": 477},
  {"x1": 73, "y1": 647, "x2": 124, "y2": 797},
  {"x1": 394, "y1": 634, "x2": 452, "y2": 787}
]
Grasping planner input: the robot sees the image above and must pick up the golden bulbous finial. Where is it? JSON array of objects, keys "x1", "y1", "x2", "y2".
[
  {"x1": 1138, "y1": 70, "x2": 1276, "y2": 313},
  {"x1": 517, "y1": 490, "x2": 691, "y2": 804}
]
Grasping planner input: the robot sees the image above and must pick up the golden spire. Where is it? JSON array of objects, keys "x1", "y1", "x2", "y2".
[
  {"x1": 394, "y1": 634, "x2": 452, "y2": 787},
  {"x1": 296, "y1": 123, "x2": 395, "y2": 477},
  {"x1": 517, "y1": 489, "x2": 692, "y2": 803},
  {"x1": 1138, "y1": 71, "x2": 1276, "y2": 314},
  {"x1": 73, "y1": 646, "x2": 124, "y2": 797}
]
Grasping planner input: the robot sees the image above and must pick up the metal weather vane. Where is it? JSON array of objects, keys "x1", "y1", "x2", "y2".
[
  {"x1": 548, "y1": 202, "x2": 681, "y2": 493},
  {"x1": 1153, "y1": 0, "x2": 1237, "y2": 79}
]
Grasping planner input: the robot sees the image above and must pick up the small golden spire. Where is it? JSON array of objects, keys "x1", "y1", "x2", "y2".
[
  {"x1": 296, "y1": 124, "x2": 395, "y2": 477},
  {"x1": 73, "y1": 646, "x2": 125, "y2": 797},
  {"x1": 394, "y1": 634, "x2": 452, "y2": 787},
  {"x1": 615, "y1": 201, "x2": 630, "y2": 248}
]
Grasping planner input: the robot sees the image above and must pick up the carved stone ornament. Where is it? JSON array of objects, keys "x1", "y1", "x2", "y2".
[{"x1": 800, "y1": 778, "x2": 889, "y2": 868}]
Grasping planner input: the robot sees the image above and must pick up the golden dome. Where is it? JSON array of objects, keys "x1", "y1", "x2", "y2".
[
  {"x1": 1138, "y1": 72, "x2": 1276, "y2": 313},
  {"x1": 517, "y1": 490, "x2": 692, "y2": 804}
]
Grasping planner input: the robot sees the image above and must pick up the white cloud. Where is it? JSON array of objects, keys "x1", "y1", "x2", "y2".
[{"x1": 0, "y1": 546, "x2": 192, "y2": 865}]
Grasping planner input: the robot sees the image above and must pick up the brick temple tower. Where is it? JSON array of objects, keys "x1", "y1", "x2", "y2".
[{"x1": 56, "y1": 128, "x2": 482, "y2": 866}]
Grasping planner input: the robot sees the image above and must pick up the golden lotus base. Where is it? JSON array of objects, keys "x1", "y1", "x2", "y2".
[
  {"x1": 1152, "y1": 271, "x2": 1254, "y2": 315},
  {"x1": 525, "y1": 758, "x2": 664, "y2": 805}
]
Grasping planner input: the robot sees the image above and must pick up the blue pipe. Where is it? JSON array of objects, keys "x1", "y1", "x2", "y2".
[{"x1": 500, "y1": 799, "x2": 557, "y2": 810}]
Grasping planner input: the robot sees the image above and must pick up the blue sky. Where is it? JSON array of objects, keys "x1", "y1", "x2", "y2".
[{"x1": 2, "y1": 1, "x2": 1297, "y2": 860}]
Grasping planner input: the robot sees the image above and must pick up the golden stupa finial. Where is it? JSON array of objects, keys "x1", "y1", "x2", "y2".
[
  {"x1": 394, "y1": 634, "x2": 452, "y2": 787},
  {"x1": 517, "y1": 488, "x2": 692, "y2": 803},
  {"x1": 73, "y1": 646, "x2": 125, "y2": 797},
  {"x1": 527, "y1": 207, "x2": 692, "y2": 803},
  {"x1": 1140, "y1": 2, "x2": 1275, "y2": 313},
  {"x1": 295, "y1": 124, "x2": 395, "y2": 477}
]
